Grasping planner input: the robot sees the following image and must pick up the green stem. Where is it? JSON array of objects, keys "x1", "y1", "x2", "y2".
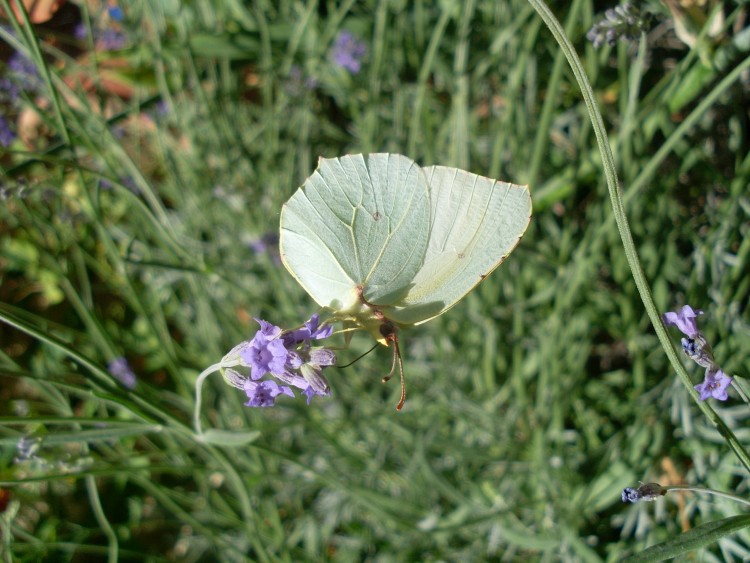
[
  {"x1": 86, "y1": 476, "x2": 118, "y2": 563},
  {"x1": 730, "y1": 376, "x2": 750, "y2": 410},
  {"x1": 526, "y1": 0, "x2": 750, "y2": 474},
  {"x1": 667, "y1": 486, "x2": 750, "y2": 508},
  {"x1": 193, "y1": 363, "x2": 222, "y2": 438}
]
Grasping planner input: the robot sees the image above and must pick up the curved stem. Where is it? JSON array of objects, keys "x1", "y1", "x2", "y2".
[
  {"x1": 86, "y1": 475, "x2": 118, "y2": 562},
  {"x1": 193, "y1": 363, "x2": 222, "y2": 438},
  {"x1": 667, "y1": 486, "x2": 750, "y2": 508},
  {"x1": 526, "y1": 0, "x2": 750, "y2": 474}
]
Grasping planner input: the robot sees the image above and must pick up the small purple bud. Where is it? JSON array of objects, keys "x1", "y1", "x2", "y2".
[
  {"x1": 108, "y1": 357, "x2": 137, "y2": 389},
  {"x1": 622, "y1": 483, "x2": 667, "y2": 503}
]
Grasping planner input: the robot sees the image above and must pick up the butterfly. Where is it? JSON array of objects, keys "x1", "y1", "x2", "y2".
[{"x1": 280, "y1": 153, "x2": 531, "y2": 409}]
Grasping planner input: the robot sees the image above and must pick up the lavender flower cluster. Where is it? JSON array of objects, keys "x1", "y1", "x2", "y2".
[
  {"x1": 331, "y1": 30, "x2": 367, "y2": 74},
  {"x1": 222, "y1": 314, "x2": 336, "y2": 407},
  {"x1": 663, "y1": 305, "x2": 732, "y2": 401}
]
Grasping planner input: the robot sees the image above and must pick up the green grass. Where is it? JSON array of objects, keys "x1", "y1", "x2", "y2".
[{"x1": 1, "y1": 0, "x2": 750, "y2": 560}]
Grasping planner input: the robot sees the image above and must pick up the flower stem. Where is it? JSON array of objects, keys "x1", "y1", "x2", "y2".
[
  {"x1": 666, "y1": 486, "x2": 750, "y2": 508},
  {"x1": 193, "y1": 363, "x2": 222, "y2": 438},
  {"x1": 731, "y1": 376, "x2": 750, "y2": 406}
]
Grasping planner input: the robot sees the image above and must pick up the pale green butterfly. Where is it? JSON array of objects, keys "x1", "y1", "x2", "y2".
[{"x1": 280, "y1": 153, "x2": 532, "y2": 409}]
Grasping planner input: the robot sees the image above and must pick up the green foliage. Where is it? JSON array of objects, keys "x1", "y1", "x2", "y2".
[{"x1": 1, "y1": 0, "x2": 750, "y2": 560}]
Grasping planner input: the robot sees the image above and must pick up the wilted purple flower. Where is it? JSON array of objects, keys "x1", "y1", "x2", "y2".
[
  {"x1": 0, "y1": 116, "x2": 16, "y2": 147},
  {"x1": 108, "y1": 357, "x2": 137, "y2": 389},
  {"x1": 681, "y1": 335, "x2": 715, "y2": 369},
  {"x1": 622, "y1": 482, "x2": 667, "y2": 503},
  {"x1": 695, "y1": 367, "x2": 732, "y2": 401},
  {"x1": 331, "y1": 30, "x2": 367, "y2": 74},
  {"x1": 299, "y1": 357, "x2": 333, "y2": 394},
  {"x1": 663, "y1": 305, "x2": 703, "y2": 338},
  {"x1": 240, "y1": 322, "x2": 288, "y2": 379},
  {"x1": 244, "y1": 379, "x2": 294, "y2": 407},
  {"x1": 587, "y1": 3, "x2": 650, "y2": 48}
]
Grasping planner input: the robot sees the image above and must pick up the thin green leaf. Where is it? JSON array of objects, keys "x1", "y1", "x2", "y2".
[
  {"x1": 625, "y1": 515, "x2": 750, "y2": 562},
  {"x1": 199, "y1": 429, "x2": 261, "y2": 447}
]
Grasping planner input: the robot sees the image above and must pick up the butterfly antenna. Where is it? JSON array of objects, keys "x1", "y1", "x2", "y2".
[
  {"x1": 393, "y1": 338, "x2": 406, "y2": 411},
  {"x1": 380, "y1": 326, "x2": 406, "y2": 411},
  {"x1": 337, "y1": 342, "x2": 379, "y2": 369}
]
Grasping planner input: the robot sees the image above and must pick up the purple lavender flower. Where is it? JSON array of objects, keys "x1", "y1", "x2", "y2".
[
  {"x1": 0, "y1": 116, "x2": 16, "y2": 147},
  {"x1": 256, "y1": 318, "x2": 283, "y2": 339},
  {"x1": 8, "y1": 53, "x2": 38, "y2": 79},
  {"x1": 153, "y1": 100, "x2": 169, "y2": 117},
  {"x1": 6, "y1": 53, "x2": 42, "y2": 95},
  {"x1": 226, "y1": 315, "x2": 337, "y2": 407},
  {"x1": 0, "y1": 77, "x2": 21, "y2": 103},
  {"x1": 694, "y1": 368, "x2": 732, "y2": 401},
  {"x1": 74, "y1": 23, "x2": 88, "y2": 41},
  {"x1": 303, "y1": 385, "x2": 331, "y2": 405},
  {"x1": 662, "y1": 305, "x2": 703, "y2": 338},
  {"x1": 284, "y1": 314, "x2": 333, "y2": 346},
  {"x1": 244, "y1": 380, "x2": 294, "y2": 407},
  {"x1": 97, "y1": 28, "x2": 127, "y2": 51},
  {"x1": 107, "y1": 6, "x2": 125, "y2": 22},
  {"x1": 240, "y1": 322, "x2": 289, "y2": 379},
  {"x1": 108, "y1": 357, "x2": 137, "y2": 389},
  {"x1": 663, "y1": 305, "x2": 719, "y2": 369},
  {"x1": 331, "y1": 30, "x2": 367, "y2": 74}
]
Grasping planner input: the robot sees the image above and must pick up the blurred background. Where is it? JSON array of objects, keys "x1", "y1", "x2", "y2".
[{"x1": 1, "y1": 0, "x2": 749, "y2": 560}]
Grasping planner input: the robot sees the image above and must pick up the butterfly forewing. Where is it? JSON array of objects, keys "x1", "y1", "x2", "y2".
[
  {"x1": 280, "y1": 153, "x2": 430, "y2": 313},
  {"x1": 386, "y1": 166, "x2": 531, "y2": 326}
]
